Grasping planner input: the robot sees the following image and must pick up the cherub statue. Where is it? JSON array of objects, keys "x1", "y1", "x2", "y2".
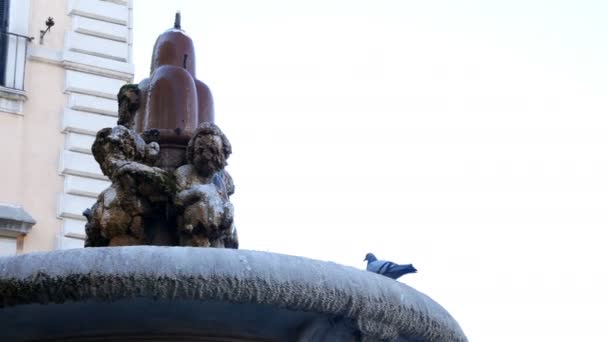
[
  {"x1": 174, "y1": 123, "x2": 238, "y2": 248},
  {"x1": 84, "y1": 125, "x2": 174, "y2": 247}
]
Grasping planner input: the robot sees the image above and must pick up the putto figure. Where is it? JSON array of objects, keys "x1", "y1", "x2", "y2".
[
  {"x1": 84, "y1": 125, "x2": 172, "y2": 247},
  {"x1": 175, "y1": 123, "x2": 238, "y2": 248},
  {"x1": 83, "y1": 120, "x2": 239, "y2": 249}
]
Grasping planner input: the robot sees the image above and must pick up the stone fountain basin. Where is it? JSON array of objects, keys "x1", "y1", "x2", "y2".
[{"x1": 0, "y1": 247, "x2": 467, "y2": 341}]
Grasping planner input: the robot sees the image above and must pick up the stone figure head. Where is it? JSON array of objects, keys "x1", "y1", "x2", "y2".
[
  {"x1": 117, "y1": 84, "x2": 141, "y2": 113},
  {"x1": 186, "y1": 123, "x2": 231, "y2": 176},
  {"x1": 92, "y1": 125, "x2": 159, "y2": 177}
]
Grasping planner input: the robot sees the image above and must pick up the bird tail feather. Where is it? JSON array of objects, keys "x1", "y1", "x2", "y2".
[{"x1": 386, "y1": 264, "x2": 417, "y2": 279}]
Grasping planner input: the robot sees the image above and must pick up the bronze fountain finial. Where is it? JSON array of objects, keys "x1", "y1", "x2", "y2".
[{"x1": 174, "y1": 11, "x2": 181, "y2": 29}]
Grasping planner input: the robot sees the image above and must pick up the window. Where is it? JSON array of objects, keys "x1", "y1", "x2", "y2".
[
  {"x1": 0, "y1": 0, "x2": 30, "y2": 91},
  {"x1": 0, "y1": 236, "x2": 16, "y2": 256},
  {"x1": 0, "y1": 0, "x2": 30, "y2": 114}
]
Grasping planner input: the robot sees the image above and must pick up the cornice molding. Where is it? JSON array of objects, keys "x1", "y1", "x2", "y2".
[{"x1": 28, "y1": 47, "x2": 134, "y2": 82}]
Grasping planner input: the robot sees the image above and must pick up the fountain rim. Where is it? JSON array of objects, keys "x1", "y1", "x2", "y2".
[{"x1": 0, "y1": 246, "x2": 467, "y2": 341}]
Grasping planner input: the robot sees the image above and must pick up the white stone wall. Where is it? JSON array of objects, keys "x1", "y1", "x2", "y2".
[{"x1": 57, "y1": 0, "x2": 134, "y2": 249}]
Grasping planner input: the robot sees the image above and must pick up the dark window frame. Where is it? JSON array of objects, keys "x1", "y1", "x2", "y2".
[{"x1": 0, "y1": 0, "x2": 10, "y2": 86}]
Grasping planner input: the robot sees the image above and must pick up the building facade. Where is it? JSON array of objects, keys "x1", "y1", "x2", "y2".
[{"x1": 0, "y1": 0, "x2": 134, "y2": 255}]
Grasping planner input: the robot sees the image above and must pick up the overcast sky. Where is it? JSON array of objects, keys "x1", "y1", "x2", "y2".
[{"x1": 133, "y1": 1, "x2": 608, "y2": 340}]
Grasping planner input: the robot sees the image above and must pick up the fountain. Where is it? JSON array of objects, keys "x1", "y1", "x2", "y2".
[{"x1": 0, "y1": 14, "x2": 467, "y2": 341}]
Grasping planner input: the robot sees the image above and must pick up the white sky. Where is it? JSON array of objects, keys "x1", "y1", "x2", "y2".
[{"x1": 133, "y1": 1, "x2": 608, "y2": 340}]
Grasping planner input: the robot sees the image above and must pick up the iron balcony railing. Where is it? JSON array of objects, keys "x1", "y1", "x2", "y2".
[{"x1": 0, "y1": 31, "x2": 33, "y2": 91}]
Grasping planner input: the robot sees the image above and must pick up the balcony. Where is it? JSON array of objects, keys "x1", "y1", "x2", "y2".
[{"x1": 0, "y1": 31, "x2": 32, "y2": 114}]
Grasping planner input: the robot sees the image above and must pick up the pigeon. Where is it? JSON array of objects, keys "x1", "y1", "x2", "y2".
[{"x1": 364, "y1": 253, "x2": 417, "y2": 279}]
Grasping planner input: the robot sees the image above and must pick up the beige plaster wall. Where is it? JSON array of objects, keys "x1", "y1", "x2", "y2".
[
  {"x1": 0, "y1": 113, "x2": 24, "y2": 204},
  {"x1": 19, "y1": 59, "x2": 68, "y2": 253},
  {"x1": 0, "y1": 0, "x2": 69, "y2": 252},
  {"x1": 29, "y1": 0, "x2": 68, "y2": 49},
  {"x1": 21, "y1": 0, "x2": 69, "y2": 252}
]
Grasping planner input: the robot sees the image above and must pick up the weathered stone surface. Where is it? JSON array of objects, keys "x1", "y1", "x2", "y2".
[
  {"x1": 85, "y1": 121, "x2": 238, "y2": 248},
  {"x1": 0, "y1": 247, "x2": 467, "y2": 341},
  {"x1": 85, "y1": 124, "x2": 174, "y2": 247},
  {"x1": 175, "y1": 123, "x2": 238, "y2": 248},
  {"x1": 116, "y1": 83, "x2": 140, "y2": 129}
]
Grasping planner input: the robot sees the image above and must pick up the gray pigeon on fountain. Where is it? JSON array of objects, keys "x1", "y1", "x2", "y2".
[{"x1": 364, "y1": 253, "x2": 417, "y2": 279}]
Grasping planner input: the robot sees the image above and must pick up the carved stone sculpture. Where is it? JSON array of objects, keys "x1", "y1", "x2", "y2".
[
  {"x1": 84, "y1": 105, "x2": 238, "y2": 248},
  {"x1": 116, "y1": 84, "x2": 140, "y2": 129},
  {"x1": 84, "y1": 125, "x2": 173, "y2": 247},
  {"x1": 175, "y1": 123, "x2": 238, "y2": 248},
  {"x1": 84, "y1": 14, "x2": 238, "y2": 249}
]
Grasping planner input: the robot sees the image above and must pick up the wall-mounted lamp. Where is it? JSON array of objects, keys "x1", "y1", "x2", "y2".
[{"x1": 39, "y1": 17, "x2": 54, "y2": 45}]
